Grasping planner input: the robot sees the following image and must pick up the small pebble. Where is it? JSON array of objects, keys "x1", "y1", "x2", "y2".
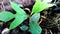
[{"x1": 1, "y1": 28, "x2": 10, "y2": 34}]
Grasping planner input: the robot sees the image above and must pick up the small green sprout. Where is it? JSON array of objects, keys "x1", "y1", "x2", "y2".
[{"x1": 31, "y1": 0, "x2": 54, "y2": 15}]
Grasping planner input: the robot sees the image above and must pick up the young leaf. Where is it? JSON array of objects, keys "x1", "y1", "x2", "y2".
[
  {"x1": 31, "y1": 0, "x2": 41, "y2": 14},
  {"x1": 0, "y1": 11, "x2": 14, "y2": 22},
  {"x1": 29, "y1": 22, "x2": 42, "y2": 34},
  {"x1": 29, "y1": 13, "x2": 42, "y2": 34},
  {"x1": 9, "y1": 14, "x2": 28, "y2": 30},
  {"x1": 30, "y1": 13, "x2": 40, "y2": 23},
  {"x1": 9, "y1": 2, "x2": 28, "y2": 30},
  {"x1": 10, "y1": 2, "x2": 26, "y2": 14},
  {"x1": 31, "y1": 0, "x2": 54, "y2": 14}
]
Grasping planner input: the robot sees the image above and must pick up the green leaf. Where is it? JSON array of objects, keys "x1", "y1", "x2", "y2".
[
  {"x1": 31, "y1": 0, "x2": 54, "y2": 14},
  {"x1": 30, "y1": 13, "x2": 40, "y2": 23},
  {"x1": 10, "y1": 2, "x2": 26, "y2": 14},
  {"x1": 9, "y1": 14, "x2": 28, "y2": 30},
  {"x1": 9, "y1": 2, "x2": 28, "y2": 30},
  {"x1": 0, "y1": 11, "x2": 14, "y2": 22},
  {"x1": 29, "y1": 22, "x2": 42, "y2": 34},
  {"x1": 20, "y1": 25, "x2": 28, "y2": 31},
  {"x1": 29, "y1": 13, "x2": 42, "y2": 34}
]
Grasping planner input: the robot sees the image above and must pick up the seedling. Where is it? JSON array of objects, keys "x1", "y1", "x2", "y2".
[{"x1": 0, "y1": 0, "x2": 54, "y2": 34}]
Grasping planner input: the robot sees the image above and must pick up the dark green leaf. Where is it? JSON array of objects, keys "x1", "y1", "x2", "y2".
[
  {"x1": 0, "y1": 11, "x2": 14, "y2": 22},
  {"x1": 31, "y1": 0, "x2": 54, "y2": 14},
  {"x1": 30, "y1": 13, "x2": 40, "y2": 23},
  {"x1": 29, "y1": 13, "x2": 42, "y2": 34},
  {"x1": 29, "y1": 22, "x2": 42, "y2": 34},
  {"x1": 20, "y1": 25, "x2": 28, "y2": 31}
]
